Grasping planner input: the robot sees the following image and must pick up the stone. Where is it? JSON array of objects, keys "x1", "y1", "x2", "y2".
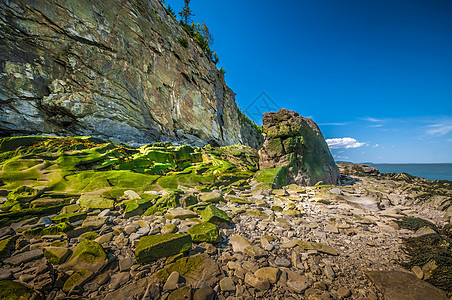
[
  {"x1": 62, "y1": 269, "x2": 94, "y2": 293},
  {"x1": 254, "y1": 267, "x2": 281, "y2": 284},
  {"x1": 81, "y1": 216, "x2": 108, "y2": 229},
  {"x1": 165, "y1": 207, "x2": 198, "y2": 220},
  {"x1": 414, "y1": 226, "x2": 437, "y2": 237},
  {"x1": 58, "y1": 240, "x2": 108, "y2": 274},
  {"x1": 275, "y1": 257, "x2": 291, "y2": 267},
  {"x1": 4, "y1": 249, "x2": 43, "y2": 266},
  {"x1": 287, "y1": 280, "x2": 310, "y2": 293},
  {"x1": 135, "y1": 234, "x2": 192, "y2": 263},
  {"x1": 0, "y1": 280, "x2": 35, "y2": 299},
  {"x1": 43, "y1": 247, "x2": 72, "y2": 265},
  {"x1": 324, "y1": 224, "x2": 339, "y2": 234},
  {"x1": 0, "y1": 236, "x2": 16, "y2": 259},
  {"x1": 119, "y1": 257, "x2": 135, "y2": 272},
  {"x1": 229, "y1": 235, "x2": 252, "y2": 253},
  {"x1": 337, "y1": 287, "x2": 352, "y2": 298},
  {"x1": 244, "y1": 245, "x2": 266, "y2": 258},
  {"x1": 244, "y1": 272, "x2": 271, "y2": 291},
  {"x1": 124, "y1": 190, "x2": 141, "y2": 200},
  {"x1": 258, "y1": 109, "x2": 339, "y2": 187},
  {"x1": 0, "y1": 268, "x2": 12, "y2": 280},
  {"x1": 188, "y1": 222, "x2": 219, "y2": 243},
  {"x1": 103, "y1": 278, "x2": 153, "y2": 300},
  {"x1": 220, "y1": 276, "x2": 236, "y2": 292},
  {"x1": 365, "y1": 270, "x2": 448, "y2": 300},
  {"x1": 61, "y1": 204, "x2": 81, "y2": 214},
  {"x1": 79, "y1": 195, "x2": 114, "y2": 210},
  {"x1": 161, "y1": 223, "x2": 177, "y2": 234},
  {"x1": 163, "y1": 271, "x2": 180, "y2": 291},
  {"x1": 154, "y1": 255, "x2": 221, "y2": 287},
  {"x1": 201, "y1": 205, "x2": 230, "y2": 227},
  {"x1": 124, "y1": 224, "x2": 139, "y2": 235},
  {"x1": 0, "y1": 227, "x2": 14, "y2": 239},
  {"x1": 200, "y1": 192, "x2": 224, "y2": 203},
  {"x1": 109, "y1": 272, "x2": 130, "y2": 290},
  {"x1": 168, "y1": 285, "x2": 191, "y2": 300},
  {"x1": 411, "y1": 266, "x2": 423, "y2": 279},
  {"x1": 194, "y1": 286, "x2": 215, "y2": 300},
  {"x1": 95, "y1": 233, "x2": 114, "y2": 244}
]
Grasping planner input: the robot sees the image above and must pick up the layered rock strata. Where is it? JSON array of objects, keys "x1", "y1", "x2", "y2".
[
  {"x1": 0, "y1": 0, "x2": 261, "y2": 147},
  {"x1": 258, "y1": 109, "x2": 339, "y2": 186}
]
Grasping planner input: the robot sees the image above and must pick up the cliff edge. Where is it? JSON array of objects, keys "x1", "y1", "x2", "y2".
[{"x1": 0, "y1": 0, "x2": 261, "y2": 147}]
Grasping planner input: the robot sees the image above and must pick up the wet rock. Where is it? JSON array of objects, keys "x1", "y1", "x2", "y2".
[
  {"x1": 163, "y1": 271, "x2": 180, "y2": 291},
  {"x1": 58, "y1": 240, "x2": 107, "y2": 274},
  {"x1": 193, "y1": 286, "x2": 215, "y2": 300},
  {"x1": 366, "y1": 270, "x2": 448, "y2": 300},
  {"x1": 109, "y1": 272, "x2": 130, "y2": 289},
  {"x1": 135, "y1": 233, "x2": 192, "y2": 263},
  {"x1": 79, "y1": 195, "x2": 114, "y2": 210},
  {"x1": 43, "y1": 246, "x2": 72, "y2": 265},
  {"x1": 188, "y1": 222, "x2": 219, "y2": 243},
  {"x1": 220, "y1": 276, "x2": 236, "y2": 292},
  {"x1": 4, "y1": 249, "x2": 43, "y2": 266},
  {"x1": 62, "y1": 269, "x2": 94, "y2": 293},
  {"x1": 245, "y1": 272, "x2": 271, "y2": 291},
  {"x1": 201, "y1": 205, "x2": 230, "y2": 227},
  {"x1": 200, "y1": 192, "x2": 224, "y2": 203},
  {"x1": 168, "y1": 285, "x2": 191, "y2": 300},
  {"x1": 254, "y1": 267, "x2": 281, "y2": 284}
]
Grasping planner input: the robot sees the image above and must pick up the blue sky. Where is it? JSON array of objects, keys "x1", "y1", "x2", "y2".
[{"x1": 165, "y1": 0, "x2": 452, "y2": 163}]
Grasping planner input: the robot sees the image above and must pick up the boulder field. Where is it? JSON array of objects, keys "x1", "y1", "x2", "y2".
[{"x1": 0, "y1": 136, "x2": 451, "y2": 299}]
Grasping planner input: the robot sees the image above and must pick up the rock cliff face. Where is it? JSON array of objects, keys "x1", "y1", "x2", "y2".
[
  {"x1": 258, "y1": 109, "x2": 339, "y2": 186},
  {"x1": 0, "y1": 0, "x2": 261, "y2": 147}
]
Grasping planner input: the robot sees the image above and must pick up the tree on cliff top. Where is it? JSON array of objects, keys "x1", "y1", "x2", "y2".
[{"x1": 179, "y1": 0, "x2": 194, "y2": 24}]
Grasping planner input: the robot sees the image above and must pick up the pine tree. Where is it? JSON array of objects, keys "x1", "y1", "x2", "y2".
[
  {"x1": 179, "y1": 0, "x2": 194, "y2": 24},
  {"x1": 201, "y1": 22, "x2": 213, "y2": 47}
]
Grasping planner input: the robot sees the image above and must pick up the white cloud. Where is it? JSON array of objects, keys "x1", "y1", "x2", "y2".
[
  {"x1": 326, "y1": 137, "x2": 367, "y2": 149},
  {"x1": 361, "y1": 117, "x2": 384, "y2": 123},
  {"x1": 373, "y1": 144, "x2": 379, "y2": 148},
  {"x1": 426, "y1": 123, "x2": 452, "y2": 136}
]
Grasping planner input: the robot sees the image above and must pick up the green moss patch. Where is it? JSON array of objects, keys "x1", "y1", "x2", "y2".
[
  {"x1": 0, "y1": 280, "x2": 34, "y2": 299},
  {"x1": 201, "y1": 205, "x2": 230, "y2": 227},
  {"x1": 135, "y1": 233, "x2": 192, "y2": 263},
  {"x1": 22, "y1": 222, "x2": 73, "y2": 239},
  {"x1": 154, "y1": 256, "x2": 205, "y2": 281},
  {"x1": 62, "y1": 269, "x2": 94, "y2": 293},
  {"x1": 188, "y1": 222, "x2": 219, "y2": 243}
]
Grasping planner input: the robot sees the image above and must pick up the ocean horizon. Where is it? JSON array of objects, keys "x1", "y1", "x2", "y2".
[{"x1": 366, "y1": 163, "x2": 452, "y2": 182}]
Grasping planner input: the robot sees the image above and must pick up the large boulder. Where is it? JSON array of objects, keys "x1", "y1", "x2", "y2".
[{"x1": 258, "y1": 109, "x2": 339, "y2": 186}]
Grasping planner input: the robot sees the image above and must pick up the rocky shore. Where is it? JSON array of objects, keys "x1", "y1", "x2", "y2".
[{"x1": 0, "y1": 137, "x2": 450, "y2": 300}]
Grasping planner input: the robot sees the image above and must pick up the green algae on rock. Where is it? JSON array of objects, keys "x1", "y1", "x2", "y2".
[
  {"x1": 199, "y1": 191, "x2": 224, "y2": 203},
  {"x1": 188, "y1": 222, "x2": 219, "y2": 243},
  {"x1": 135, "y1": 234, "x2": 192, "y2": 263},
  {"x1": 59, "y1": 240, "x2": 108, "y2": 274},
  {"x1": 43, "y1": 246, "x2": 72, "y2": 265},
  {"x1": 22, "y1": 222, "x2": 73, "y2": 239},
  {"x1": 0, "y1": 280, "x2": 34, "y2": 300},
  {"x1": 201, "y1": 205, "x2": 230, "y2": 227},
  {"x1": 51, "y1": 212, "x2": 87, "y2": 224},
  {"x1": 79, "y1": 194, "x2": 114, "y2": 210},
  {"x1": 62, "y1": 269, "x2": 94, "y2": 293},
  {"x1": 0, "y1": 236, "x2": 16, "y2": 259}
]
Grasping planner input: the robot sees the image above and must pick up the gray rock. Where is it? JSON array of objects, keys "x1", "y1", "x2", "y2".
[
  {"x1": 119, "y1": 257, "x2": 135, "y2": 272},
  {"x1": 4, "y1": 249, "x2": 43, "y2": 266},
  {"x1": 0, "y1": 268, "x2": 12, "y2": 280},
  {"x1": 163, "y1": 271, "x2": 180, "y2": 291},
  {"x1": 219, "y1": 277, "x2": 236, "y2": 292},
  {"x1": 108, "y1": 272, "x2": 130, "y2": 290},
  {"x1": 193, "y1": 286, "x2": 215, "y2": 300},
  {"x1": 275, "y1": 257, "x2": 291, "y2": 267}
]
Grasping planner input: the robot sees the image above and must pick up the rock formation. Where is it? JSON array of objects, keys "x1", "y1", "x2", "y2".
[
  {"x1": 0, "y1": 0, "x2": 261, "y2": 147},
  {"x1": 258, "y1": 109, "x2": 339, "y2": 186}
]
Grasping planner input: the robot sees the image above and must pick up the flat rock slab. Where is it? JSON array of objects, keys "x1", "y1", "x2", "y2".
[
  {"x1": 4, "y1": 249, "x2": 43, "y2": 266},
  {"x1": 366, "y1": 271, "x2": 448, "y2": 300}
]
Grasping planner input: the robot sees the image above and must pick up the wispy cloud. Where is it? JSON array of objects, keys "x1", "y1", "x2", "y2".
[
  {"x1": 326, "y1": 137, "x2": 367, "y2": 149},
  {"x1": 426, "y1": 122, "x2": 452, "y2": 136},
  {"x1": 370, "y1": 124, "x2": 384, "y2": 128},
  {"x1": 319, "y1": 122, "x2": 348, "y2": 126},
  {"x1": 361, "y1": 117, "x2": 385, "y2": 123}
]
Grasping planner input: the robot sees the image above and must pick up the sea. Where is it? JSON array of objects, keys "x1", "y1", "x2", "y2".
[{"x1": 367, "y1": 163, "x2": 452, "y2": 182}]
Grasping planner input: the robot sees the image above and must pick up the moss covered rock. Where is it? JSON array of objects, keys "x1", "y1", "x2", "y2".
[
  {"x1": 199, "y1": 192, "x2": 224, "y2": 203},
  {"x1": 143, "y1": 192, "x2": 180, "y2": 216},
  {"x1": 0, "y1": 236, "x2": 16, "y2": 259},
  {"x1": 59, "y1": 240, "x2": 107, "y2": 273},
  {"x1": 135, "y1": 234, "x2": 192, "y2": 263},
  {"x1": 0, "y1": 280, "x2": 34, "y2": 299},
  {"x1": 79, "y1": 194, "x2": 114, "y2": 210},
  {"x1": 51, "y1": 212, "x2": 87, "y2": 224},
  {"x1": 22, "y1": 222, "x2": 73, "y2": 239},
  {"x1": 6, "y1": 186, "x2": 39, "y2": 203},
  {"x1": 188, "y1": 222, "x2": 219, "y2": 243},
  {"x1": 43, "y1": 246, "x2": 72, "y2": 265},
  {"x1": 62, "y1": 269, "x2": 94, "y2": 293},
  {"x1": 201, "y1": 205, "x2": 230, "y2": 227}
]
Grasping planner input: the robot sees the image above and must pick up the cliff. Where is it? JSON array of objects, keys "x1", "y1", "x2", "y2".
[{"x1": 0, "y1": 0, "x2": 262, "y2": 147}]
